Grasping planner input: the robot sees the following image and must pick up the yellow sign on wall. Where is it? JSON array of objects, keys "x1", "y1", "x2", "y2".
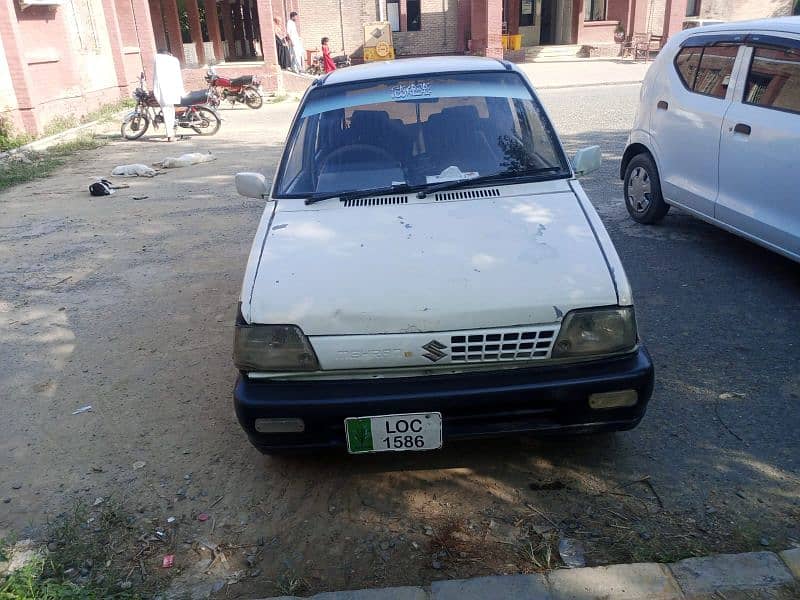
[{"x1": 363, "y1": 21, "x2": 395, "y2": 61}]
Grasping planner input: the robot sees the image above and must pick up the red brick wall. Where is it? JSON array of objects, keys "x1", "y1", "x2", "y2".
[
  {"x1": 579, "y1": 20, "x2": 618, "y2": 43},
  {"x1": 1, "y1": 0, "x2": 158, "y2": 136},
  {"x1": 662, "y1": 0, "x2": 688, "y2": 40}
]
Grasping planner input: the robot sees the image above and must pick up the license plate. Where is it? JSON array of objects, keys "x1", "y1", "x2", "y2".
[{"x1": 345, "y1": 412, "x2": 442, "y2": 454}]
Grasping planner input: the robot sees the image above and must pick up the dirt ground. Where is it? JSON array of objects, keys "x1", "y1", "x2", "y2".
[{"x1": 1, "y1": 94, "x2": 799, "y2": 598}]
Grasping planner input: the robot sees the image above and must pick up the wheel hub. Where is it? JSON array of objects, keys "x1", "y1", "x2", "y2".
[{"x1": 628, "y1": 166, "x2": 652, "y2": 213}]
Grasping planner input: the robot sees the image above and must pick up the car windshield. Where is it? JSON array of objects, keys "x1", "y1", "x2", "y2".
[{"x1": 274, "y1": 71, "x2": 570, "y2": 198}]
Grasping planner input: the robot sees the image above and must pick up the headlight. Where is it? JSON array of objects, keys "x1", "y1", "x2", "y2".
[
  {"x1": 234, "y1": 324, "x2": 320, "y2": 371},
  {"x1": 551, "y1": 307, "x2": 637, "y2": 359}
]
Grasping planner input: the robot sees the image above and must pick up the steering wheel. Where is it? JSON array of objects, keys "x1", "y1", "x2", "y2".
[{"x1": 320, "y1": 144, "x2": 398, "y2": 173}]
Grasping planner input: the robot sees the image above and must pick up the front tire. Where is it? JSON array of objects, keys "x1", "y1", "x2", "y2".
[
  {"x1": 624, "y1": 153, "x2": 670, "y2": 224},
  {"x1": 120, "y1": 111, "x2": 150, "y2": 140},
  {"x1": 190, "y1": 107, "x2": 221, "y2": 136},
  {"x1": 244, "y1": 86, "x2": 263, "y2": 109}
]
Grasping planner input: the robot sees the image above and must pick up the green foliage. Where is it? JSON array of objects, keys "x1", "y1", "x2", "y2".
[
  {"x1": 0, "y1": 557, "x2": 89, "y2": 600},
  {"x1": 0, "y1": 500, "x2": 152, "y2": 599},
  {"x1": 0, "y1": 115, "x2": 33, "y2": 153},
  {"x1": 1, "y1": 98, "x2": 132, "y2": 154},
  {"x1": 0, "y1": 135, "x2": 105, "y2": 191},
  {"x1": 43, "y1": 116, "x2": 79, "y2": 138}
]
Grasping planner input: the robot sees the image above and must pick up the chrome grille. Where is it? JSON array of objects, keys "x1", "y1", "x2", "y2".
[{"x1": 449, "y1": 326, "x2": 558, "y2": 362}]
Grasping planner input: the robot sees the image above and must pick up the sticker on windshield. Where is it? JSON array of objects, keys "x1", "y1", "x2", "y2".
[
  {"x1": 391, "y1": 81, "x2": 432, "y2": 100},
  {"x1": 425, "y1": 166, "x2": 479, "y2": 184}
]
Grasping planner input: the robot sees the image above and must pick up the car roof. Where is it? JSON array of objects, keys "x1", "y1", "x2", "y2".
[
  {"x1": 319, "y1": 56, "x2": 512, "y2": 86},
  {"x1": 681, "y1": 16, "x2": 800, "y2": 36}
]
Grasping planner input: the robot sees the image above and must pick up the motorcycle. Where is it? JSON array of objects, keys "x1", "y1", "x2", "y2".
[
  {"x1": 205, "y1": 68, "x2": 263, "y2": 109},
  {"x1": 306, "y1": 54, "x2": 351, "y2": 77},
  {"x1": 121, "y1": 73, "x2": 221, "y2": 140}
]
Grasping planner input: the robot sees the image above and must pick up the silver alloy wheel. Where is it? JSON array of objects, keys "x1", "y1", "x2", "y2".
[{"x1": 627, "y1": 166, "x2": 652, "y2": 214}]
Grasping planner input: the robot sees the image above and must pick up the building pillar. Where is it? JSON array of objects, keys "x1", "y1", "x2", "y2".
[
  {"x1": 161, "y1": 0, "x2": 186, "y2": 63},
  {"x1": 221, "y1": 1, "x2": 236, "y2": 59},
  {"x1": 573, "y1": 0, "x2": 584, "y2": 44},
  {"x1": 457, "y1": 0, "x2": 470, "y2": 52},
  {"x1": 232, "y1": 0, "x2": 244, "y2": 57},
  {"x1": 631, "y1": 0, "x2": 648, "y2": 34},
  {"x1": 130, "y1": 0, "x2": 158, "y2": 80},
  {"x1": 242, "y1": 0, "x2": 254, "y2": 56},
  {"x1": 0, "y1": 0, "x2": 38, "y2": 134},
  {"x1": 470, "y1": 0, "x2": 502, "y2": 57},
  {"x1": 506, "y1": 0, "x2": 519, "y2": 35},
  {"x1": 399, "y1": 0, "x2": 408, "y2": 30},
  {"x1": 253, "y1": 0, "x2": 279, "y2": 68},
  {"x1": 100, "y1": 0, "x2": 130, "y2": 93},
  {"x1": 184, "y1": 0, "x2": 206, "y2": 65},
  {"x1": 204, "y1": 0, "x2": 224, "y2": 62},
  {"x1": 148, "y1": 0, "x2": 169, "y2": 52},
  {"x1": 662, "y1": 0, "x2": 688, "y2": 40}
]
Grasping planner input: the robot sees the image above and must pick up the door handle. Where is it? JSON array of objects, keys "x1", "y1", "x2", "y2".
[
  {"x1": 657, "y1": 100, "x2": 669, "y2": 110},
  {"x1": 733, "y1": 123, "x2": 751, "y2": 135}
]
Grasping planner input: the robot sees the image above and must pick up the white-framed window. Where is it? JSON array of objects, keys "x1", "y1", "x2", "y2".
[
  {"x1": 584, "y1": 0, "x2": 607, "y2": 22},
  {"x1": 686, "y1": 0, "x2": 701, "y2": 17},
  {"x1": 387, "y1": 0, "x2": 400, "y2": 32}
]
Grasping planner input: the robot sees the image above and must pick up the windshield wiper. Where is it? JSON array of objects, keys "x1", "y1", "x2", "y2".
[
  {"x1": 416, "y1": 167, "x2": 564, "y2": 198},
  {"x1": 305, "y1": 183, "x2": 417, "y2": 205}
]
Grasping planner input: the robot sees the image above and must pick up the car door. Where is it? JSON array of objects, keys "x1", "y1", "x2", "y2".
[
  {"x1": 716, "y1": 35, "x2": 800, "y2": 259},
  {"x1": 649, "y1": 35, "x2": 744, "y2": 216}
]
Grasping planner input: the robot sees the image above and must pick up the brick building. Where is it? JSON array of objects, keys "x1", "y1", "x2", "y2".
[
  {"x1": 2, "y1": 0, "x2": 798, "y2": 137},
  {"x1": 0, "y1": 0, "x2": 157, "y2": 137}
]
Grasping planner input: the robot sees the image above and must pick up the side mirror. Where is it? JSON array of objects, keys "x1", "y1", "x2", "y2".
[
  {"x1": 235, "y1": 172, "x2": 268, "y2": 198},
  {"x1": 572, "y1": 146, "x2": 602, "y2": 176}
]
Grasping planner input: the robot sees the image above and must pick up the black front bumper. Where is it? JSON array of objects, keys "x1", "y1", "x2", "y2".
[{"x1": 233, "y1": 347, "x2": 654, "y2": 453}]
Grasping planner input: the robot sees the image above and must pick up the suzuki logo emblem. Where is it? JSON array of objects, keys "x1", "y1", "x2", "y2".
[{"x1": 421, "y1": 340, "x2": 448, "y2": 362}]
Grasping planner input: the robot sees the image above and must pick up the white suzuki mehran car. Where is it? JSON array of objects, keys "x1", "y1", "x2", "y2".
[
  {"x1": 233, "y1": 57, "x2": 654, "y2": 454},
  {"x1": 621, "y1": 17, "x2": 800, "y2": 263}
]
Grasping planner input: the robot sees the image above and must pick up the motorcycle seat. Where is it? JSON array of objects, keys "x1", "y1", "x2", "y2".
[
  {"x1": 230, "y1": 75, "x2": 253, "y2": 86},
  {"x1": 176, "y1": 90, "x2": 210, "y2": 107}
]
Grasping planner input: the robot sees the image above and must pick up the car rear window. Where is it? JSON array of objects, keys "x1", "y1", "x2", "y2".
[
  {"x1": 273, "y1": 71, "x2": 570, "y2": 198},
  {"x1": 674, "y1": 44, "x2": 738, "y2": 98},
  {"x1": 675, "y1": 47, "x2": 703, "y2": 89},
  {"x1": 744, "y1": 45, "x2": 800, "y2": 114}
]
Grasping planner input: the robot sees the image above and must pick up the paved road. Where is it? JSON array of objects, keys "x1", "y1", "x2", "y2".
[
  {"x1": 541, "y1": 82, "x2": 800, "y2": 545},
  {"x1": 1, "y1": 84, "x2": 798, "y2": 598}
]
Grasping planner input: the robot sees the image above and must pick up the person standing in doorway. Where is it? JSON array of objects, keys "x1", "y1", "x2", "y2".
[
  {"x1": 286, "y1": 11, "x2": 305, "y2": 73},
  {"x1": 273, "y1": 16, "x2": 291, "y2": 70},
  {"x1": 321, "y1": 37, "x2": 336, "y2": 73},
  {"x1": 152, "y1": 49, "x2": 185, "y2": 142}
]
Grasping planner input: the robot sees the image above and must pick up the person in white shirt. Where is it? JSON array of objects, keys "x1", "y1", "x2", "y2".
[
  {"x1": 152, "y1": 50, "x2": 185, "y2": 142},
  {"x1": 286, "y1": 11, "x2": 305, "y2": 73}
]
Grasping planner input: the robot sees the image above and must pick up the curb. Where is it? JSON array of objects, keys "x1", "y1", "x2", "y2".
[
  {"x1": 0, "y1": 109, "x2": 128, "y2": 160},
  {"x1": 536, "y1": 79, "x2": 644, "y2": 90},
  {"x1": 259, "y1": 548, "x2": 800, "y2": 599}
]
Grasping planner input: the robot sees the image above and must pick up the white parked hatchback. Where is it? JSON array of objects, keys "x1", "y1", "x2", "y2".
[
  {"x1": 622, "y1": 17, "x2": 800, "y2": 262},
  {"x1": 233, "y1": 56, "x2": 654, "y2": 454}
]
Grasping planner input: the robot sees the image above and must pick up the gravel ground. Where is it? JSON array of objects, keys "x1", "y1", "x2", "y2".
[{"x1": 0, "y1": 85, "x2": 798, "y2": 598}]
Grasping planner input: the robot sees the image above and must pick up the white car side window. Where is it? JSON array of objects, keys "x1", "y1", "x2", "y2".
[
  {"x1": 744, "y1": 44, "x2": 800, "y2": 114},
  {"x1": 674, "y1": 43, "x2": 740, "y2": 99}
]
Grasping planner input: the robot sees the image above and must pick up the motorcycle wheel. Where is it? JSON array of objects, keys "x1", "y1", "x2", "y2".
[
  {"x1": 244, "y1": 86, "x2": 263, "y2": 109},
  {"x1": 120, "y1": 111, "x2": 150, "y2": 140},
  {"x1": 190, "y1": 107, "x2": 221, "y2": 136}
]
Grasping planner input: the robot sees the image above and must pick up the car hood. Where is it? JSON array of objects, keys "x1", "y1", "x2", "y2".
[{"x1": 246, "y1": 184, "x2": 618, "y2": 335}]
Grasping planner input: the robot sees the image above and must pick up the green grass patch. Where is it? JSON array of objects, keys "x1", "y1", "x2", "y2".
[
  {"x1": 82, "y1": 99, "x2": 136, "y2": 125},
  {"x1": 0, "y1": 135, "x2": 105, "y2": 191},
  {"x1": 1, "y1": 499, "x2": 162, "y2": 599},
  {"x1": 265, "y1": 93, "x2": 289, "y2": 104},
  {"x1": 0, "y1": 116, "x2": 33, "y2": 153},
  {"x1": 0, "y1": 98, "x2": 134, "y2": 153}
]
